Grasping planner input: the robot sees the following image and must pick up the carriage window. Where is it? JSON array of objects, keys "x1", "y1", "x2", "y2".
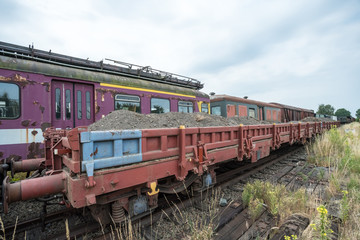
[
  {"x1": 0, "y1": 82, "x2": 20, "y2": 119},
  {"x1": 201, "y1": 103, "x2": 209, "y2": 113},
  {"x1": 86, "y1": 91, "x2": 91, "y2": 119},
  {"x1": 249, "y1": 108, "x2": 256, "y2": 118},
  {"x1": 211, "y1": 106, "x2": 221, "y2": 115},
  {"x1": 77, "y1": 91, "x2": 82, "y2": 119},
  {"x1": 178, "y1": 101, "x2": 193, "y2": 113},
  {"x1": 151, "y1": 98, "x2": 170, "y2": 113},
  {"x1": 115, "y1": 94, "x2": 141, "y2": 113},
  {"x1": 55, "y1": 88, "x2": 61, "y2": 120},
  {"x1": 65, "y1": 89, "x2": 71, "y2": 120}
]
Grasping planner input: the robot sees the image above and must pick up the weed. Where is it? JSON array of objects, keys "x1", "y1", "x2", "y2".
[
  {"x1": 340, "y1": 190, "x2": 350, "y2": 223},
  {"x1": 317, "y1": 168, "x2": 325, "y2": 181},
  {"x1": 284, "y1": 235, "x2": 298, "y2": 240},
  {"x1": 297, "y1": 172, "x2": 308, "y2": 182},
  {"x1": 310, "y1": 205, "x2": 333, "y2": 240}
]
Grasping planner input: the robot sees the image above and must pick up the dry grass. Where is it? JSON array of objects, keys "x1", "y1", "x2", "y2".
[
  {"x1": 305, "y1": 122, "x2": 360, "y2": 240},
  {"x1": 153, "y1": 188, "x2": 221, "y2": 240}
]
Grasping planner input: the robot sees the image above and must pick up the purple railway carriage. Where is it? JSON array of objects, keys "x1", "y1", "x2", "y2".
[{"x1": 0, "y1": 41, "x2": 210, "y2": 165}]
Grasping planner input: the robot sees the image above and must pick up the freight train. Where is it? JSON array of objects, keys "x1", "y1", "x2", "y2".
[{"x1": 0, "y1": 42, "x2": 339, "y2": 224}]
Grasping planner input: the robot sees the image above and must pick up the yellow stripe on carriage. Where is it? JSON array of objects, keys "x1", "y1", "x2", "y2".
[{"x1": 100, "y1": 83, "x2": 196, "y2": 98}]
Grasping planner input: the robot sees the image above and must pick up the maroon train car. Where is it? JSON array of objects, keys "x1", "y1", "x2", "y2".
[
  {"x1": 0, "y1": 42, "x2": 210, "y2": 163},
  {"x1": 270, "y1": 102, "x2": 314, "y2": 122},
  {"x1": 210, "y1": 94, "x2": 282, "y2": 122}
]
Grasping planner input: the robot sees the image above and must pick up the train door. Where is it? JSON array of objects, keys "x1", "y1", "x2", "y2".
[
  {"x1": 74, "y1": 84, "x2": 94, "y2": 127},
  {"x1": 51, "y1": 81, "x2": 94, "y2": 129}
]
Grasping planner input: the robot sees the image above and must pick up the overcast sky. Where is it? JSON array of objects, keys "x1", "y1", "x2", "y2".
[{"x1": 1, "y1": 0, "x2": 359, "y2": 115}]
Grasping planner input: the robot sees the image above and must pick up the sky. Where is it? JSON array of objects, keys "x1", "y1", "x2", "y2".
[{"x1": 1, "y1": 0, "x2": 359, "y2": 116}]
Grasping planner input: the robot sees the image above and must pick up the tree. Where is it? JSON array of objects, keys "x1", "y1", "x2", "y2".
[
  {"x1": 335, "y1": 108, "x2": 351, "y2": 117},
  {"x1": 356, "y1": 109, "x2": 360, "y2": 119},
  {"x1": 317, "y1": 104, "x2": 335, "y2": 115}
]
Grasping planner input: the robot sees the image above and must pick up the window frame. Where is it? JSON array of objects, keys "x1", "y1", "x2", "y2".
[
  {"x1": 201, "y1": 103, "x2": 209, "y2": 113},
  {"x1": 211, "y1": 106, "x2": 221, "y2": 116},
  {"x1": 248, "y1": 108, "x2": 256, "y2": 118},
  {"x1": 178, "y1": 100, "x2": 194, "y2": 113},
  {"x1": 86, "y1": 91, "x2": 91, "y2": 120},
  {"x1": 0, "y1": 82, "x2": 21, "y2": 120},
  {"x1": 150, "y1": 97, "x2": 170, "y2": 114},
  {"x1": 77, "y1": 90, "x2": 82, "y2": 120},
  {"x1": 114, "y1": 94, "x2": 141, "y2": 113}
]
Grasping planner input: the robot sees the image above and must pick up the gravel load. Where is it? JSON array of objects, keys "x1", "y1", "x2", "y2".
[
  {"x1": 89, "y1": 110, "x2": 275, "y2": 131},
  {"x1": 292, "y1": 117, "x2": 335, "y2": 123}
]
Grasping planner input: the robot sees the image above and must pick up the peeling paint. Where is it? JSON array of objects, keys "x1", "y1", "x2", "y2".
[
  {"x1": 21, "y1": 120, "x2": 31, "y2": 127},
  {"x1": 0, "y1": 152, "x2": 3, "y2": 158},
  {"x1": 41, "y1": 82, "x2": 50, "y2": 92},
  {"x1": 8, "y1": 154, "x2": 22, "y2": 162},
  {"x1": 39, "y1": 105, "x2": 45, "y2": 113},
  {"x1": 0, "y1": 121, "x2": 2, "y2": 125},
  {"x1": 31, "y1": 130, "x2": 38, "y2": 136},
  {"x1": 40, "y1": 122, "x2": 51, "y2": 132},
  {"x1": 31, "y1": 121, "x2": 37, "y2": 126}
]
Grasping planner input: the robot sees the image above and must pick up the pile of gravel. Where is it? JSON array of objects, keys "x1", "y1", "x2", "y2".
[
  {"x1": 293, "y1": 117, "x2": 335, "y2": 123},
  {"x1": 88, "y1": 110, "x2": 275, "y2": 131}
]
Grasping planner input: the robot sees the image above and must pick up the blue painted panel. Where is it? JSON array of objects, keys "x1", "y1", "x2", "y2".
[
  {"x1": 123, "y1": 139, "x2": 139, "y2": 155},
  {"x1": 93, "y1": 141, "x2": 114, "y2": 159},
  {"x1": 80, "y1": 130, "x2": 142, "y2": 177}
]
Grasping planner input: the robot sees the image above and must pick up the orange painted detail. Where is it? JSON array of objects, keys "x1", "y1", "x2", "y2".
[
  {"x1": 238, "y1": 105, "x2": 247, "y2": 117},
  {"x1": 266, "y1": 110, "x2": 271, "y2": 120},
  {"x1": 226, "y1": 105, "x2": 236, "y2": 117}
]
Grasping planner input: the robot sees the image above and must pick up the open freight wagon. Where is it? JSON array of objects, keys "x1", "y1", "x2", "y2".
[{"x1": 2, "y1": 121, "x2": 339, "y2": 223}]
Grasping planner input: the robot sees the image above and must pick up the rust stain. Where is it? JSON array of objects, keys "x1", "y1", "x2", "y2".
[
  {"x1": 21, "y1": 120, "x2": 31, "y2": 127},
  {"x1": 0, "y1": 121, "x2": 2, "y2": 125},
  {"x1": 26, "y1": 128, "x2": 29, "y2": 144},
  {"x1": 90, "y1": 147, "x2": 98, "y2": 157},
  {"x1": 40, "y1": 122, "x2": 51, "y2": 132},
  {"x1": 31, "y1": 130, "x2": 38, "y2": 136},
  {"x1": 11, "y1": 74, "x2": 30, "y2": 88},
  {"x1": 27, "y1": 142, "x2": 44, "y2": 159},
  {"x1": 0, "y1": 152, "x2": 3, "y2": 158}
]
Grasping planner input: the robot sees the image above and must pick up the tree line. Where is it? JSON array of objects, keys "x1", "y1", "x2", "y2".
[{"x1": 317, "y1": 104, "x2": 360, "y2": 120}]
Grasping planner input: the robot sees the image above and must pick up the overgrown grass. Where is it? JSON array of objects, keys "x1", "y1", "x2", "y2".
[
  {"x1": 306, "y1": 122, "x2": 360, "y2": 239},
  {"x1": 242, "y1": 180, "x2": 308, "y2": 224}
]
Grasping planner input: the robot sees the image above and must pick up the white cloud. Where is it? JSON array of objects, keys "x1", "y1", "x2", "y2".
[{"x1": 1, "y1": 0, "x2": 360, "y2": 115}]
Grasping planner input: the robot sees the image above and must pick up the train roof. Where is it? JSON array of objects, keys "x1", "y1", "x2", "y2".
[
  {"x1": 210, "y1": 94, "x2": 280, "y2": 108},
  {"x1": 270, "y1": 102, "x2": 314, "y2": 113},
  {"x1": 0, "y1": 41, "x2": 203, "y2": 90}
]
